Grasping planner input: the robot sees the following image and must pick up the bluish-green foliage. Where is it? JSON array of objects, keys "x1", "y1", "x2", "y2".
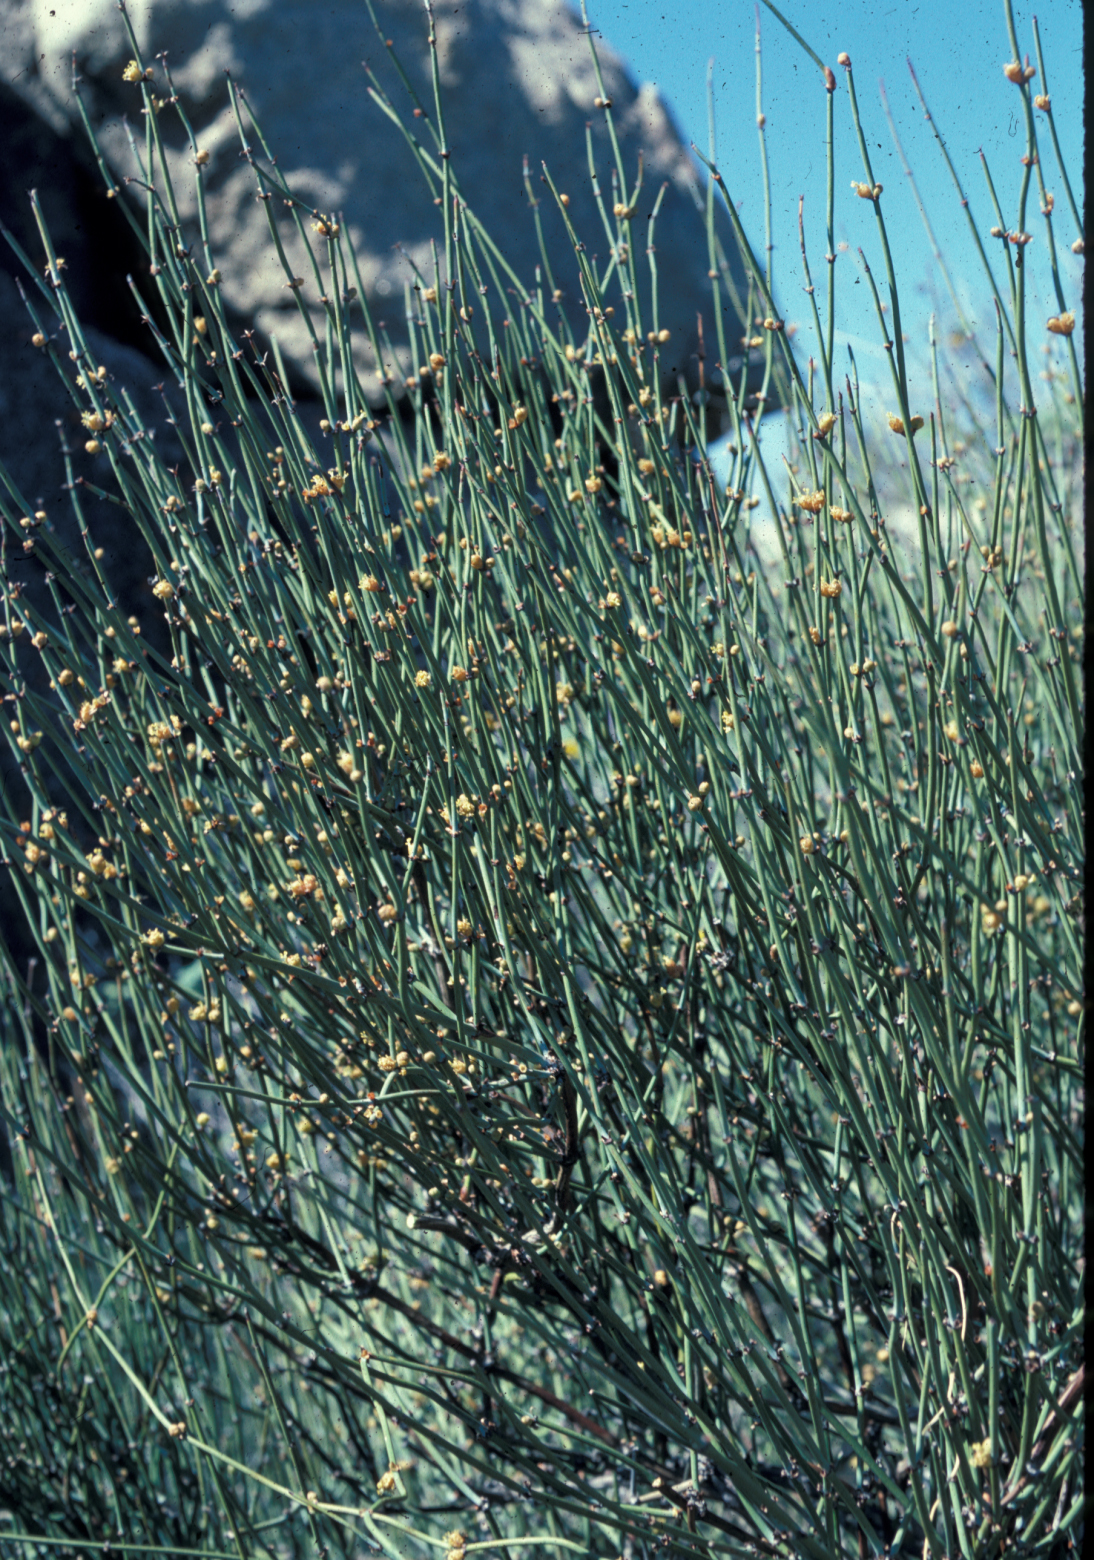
[{"x1": 0, "y1": 3, "x2": 1083, "y2": 1557}]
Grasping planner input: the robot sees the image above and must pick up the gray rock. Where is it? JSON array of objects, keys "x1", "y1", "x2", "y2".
[{"x1": 5, "y1": 0, "x2": 764, "y2": 408}]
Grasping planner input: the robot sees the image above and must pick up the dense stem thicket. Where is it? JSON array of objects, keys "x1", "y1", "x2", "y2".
[{"x1": 0, "y1": 3, "x2": 1083, "y2": 1557}]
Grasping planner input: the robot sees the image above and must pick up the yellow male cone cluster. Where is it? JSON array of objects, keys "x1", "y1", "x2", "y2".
[{"x1": 887, "y1": 413, "x2": 924, "y2": 437}]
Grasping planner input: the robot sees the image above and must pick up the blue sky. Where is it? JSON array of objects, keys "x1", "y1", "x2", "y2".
[{"x1": 584, "y1": 0, "x2": 1084, "y2": 386}]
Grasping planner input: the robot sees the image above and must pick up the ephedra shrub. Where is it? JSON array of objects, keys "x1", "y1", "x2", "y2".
[{"x1": 0, "y1": 2, "x2": 1084, "y2": 1557}]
